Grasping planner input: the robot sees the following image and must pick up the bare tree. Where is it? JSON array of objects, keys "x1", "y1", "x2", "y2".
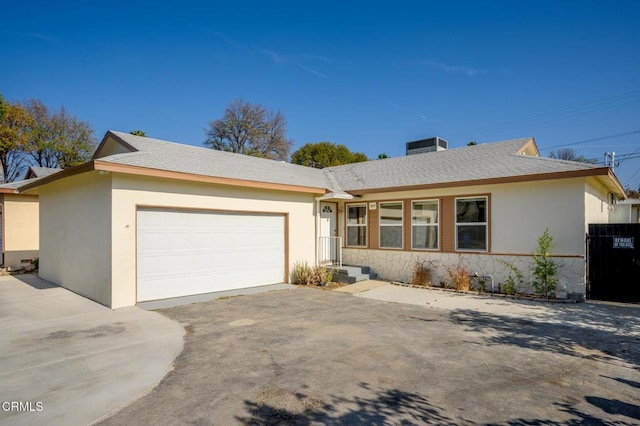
[
  {"x1": 24, "y1": 99, "x2": 57, "y2": 168},
  {"x1": 204, "y1": 99, "x2": 292, "y2": 161},
  {"x1": 549, "y1": 148, "x2": 597, "y2": 163}
]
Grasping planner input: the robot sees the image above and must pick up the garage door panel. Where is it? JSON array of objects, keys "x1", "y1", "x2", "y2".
[{"x1": 137, "y1": 209, "x2": 285, "y2": 302}]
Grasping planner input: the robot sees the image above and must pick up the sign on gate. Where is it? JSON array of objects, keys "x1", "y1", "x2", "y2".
[{"x1": 613, "y1": 237, "x2": 634, "y2": 249}]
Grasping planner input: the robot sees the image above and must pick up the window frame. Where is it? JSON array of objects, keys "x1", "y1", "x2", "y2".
[
  {"x1": 345, "y1": 203, "x2": 368, "y2": 247},
  {"x1": 378, "y1": 201, "x2": 404, "y2": 249},
  {"x1": 411, "y1": 199, "x2": 440, "y2": 251},
  {"x1": 455, "y1": 196, "x2": 488, "y2": 252}
]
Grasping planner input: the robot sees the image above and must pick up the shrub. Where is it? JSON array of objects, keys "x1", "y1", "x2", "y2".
[
  {"x1": 312, "y1": 265, "x2": 332, "y2": 285},
  {"x1": 446, "y1": 261, "x2": 471, "y2": 291},
  {"x1": 292, "y1": 261, "x2": 333, "y2": 286},
  {"x1": 292, "y1": 261, "x2": 314, "y2": 285},
  {"x1": 411, "y1": 261, "x2": 434, "y2": 286},
  {"x1": 498, "y1": 259, "x2": 523, "y2": 295},
  {"x1": 531, "y1": 228, "x2": 558, "y2": 298},
  {"x1": 471, "y1": 275, "x2": 487, "y2": 292}
]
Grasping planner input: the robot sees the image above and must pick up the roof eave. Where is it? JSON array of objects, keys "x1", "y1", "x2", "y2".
[
  {"x1": 346, "y1": 167, "x2": 620, "y2": 195},
  {"x1": 17, "y1": 162, "x2": 97, "y2": 193},
  {"x1": 93, "y1": 160, "x2": 328, "y2": 194}
]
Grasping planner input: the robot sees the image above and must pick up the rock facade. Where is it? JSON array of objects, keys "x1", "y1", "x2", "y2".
[{"x1": 343, "y1": 248, "x2": 585, "y2": 299}]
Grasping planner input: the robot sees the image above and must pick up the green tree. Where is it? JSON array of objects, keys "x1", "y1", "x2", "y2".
[
  {"x1": 291, "y1": 142, "x2": 368, "y2": 168},
  {"x1": 0, "y1": 96, "x2": 32, "y2": 182},
  {"x1": 204, "y1": 99, "x2": 292, "y2": 161},
  {"x1": 531, "y1": 228, "x2": 558, "y2": 298},
  {"x1": 24, "y1": 99, "x2": 96, "y2": 169},
  {"x1": 377, "y1": 153, "x2": 389, "y2": 159},
  {"x1": 130, "y1": 130, "x2": 147, "y2": 137},
  {"x1": 467, "y1": 141, "x2": 477, "y2": 146},
  {"x1": 549, "y1": 148, "x2": 597, "y2": 163}
]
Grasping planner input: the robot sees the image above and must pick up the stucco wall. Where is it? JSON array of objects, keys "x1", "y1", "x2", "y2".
[
  {"x1": 585, "y1": 179, "x2": 611, "y2": 227},
  {"x1": 38, "y1": 172, "x2": 113, "y2": 306},
  {"x1": 341, "y1": 177, "x2": 593, "y2": 298},
  {"x1": 110, "y1": 174, "x2": 318, "y2": 308},
  {"x1": 345, "y1": 178, "x2": 588, "y2": 255},
  {"x1": 610, "y1": 203, "x2": 640, "y2": 223},
  {"x1": 2, "y1": 194, "x2": 39, "y2": 265}
]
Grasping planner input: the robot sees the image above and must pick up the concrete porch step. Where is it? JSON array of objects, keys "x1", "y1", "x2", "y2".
[{"x1": 326, "y1": 265, "x2": 377, "y2": 284}]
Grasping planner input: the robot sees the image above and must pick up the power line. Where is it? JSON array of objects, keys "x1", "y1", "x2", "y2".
[
  {"x1": 538, "y1": 130, "x2": 640, "y2": 152},
  {"x1": 449, "y1": 89, "x2": 640, "y2": 141}
]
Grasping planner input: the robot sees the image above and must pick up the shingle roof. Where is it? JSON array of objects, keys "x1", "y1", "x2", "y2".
[
  {"x1": 29, "y1": 131, "x2": 617, "y2": 196},
  {"x1": 26, "y1": 166, "x2": 62, "y2": 179},
  {"x1": 326, "y1": 137, "x2": 608, "y2": 192},
  {"x1": 0, "y1": 178, "x2": 40, "y2": 190},
  {"x1": 100, "y1": 131, "x2": 339, "y2": 192},
  {"x1": 0, "y1": 167, "x2": 62, "y2": 192}
]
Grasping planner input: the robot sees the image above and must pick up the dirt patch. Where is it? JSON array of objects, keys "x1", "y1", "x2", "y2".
[{"x1": 294, "y1": 282, "x2": 347, "y2": 291}]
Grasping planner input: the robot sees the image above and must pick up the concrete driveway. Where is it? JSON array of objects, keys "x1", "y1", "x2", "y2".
[
  {"x1": 0, "y1": 274, "x2": 184, "y2": 426},
  {"x1": 98, "y1": 282, "x2": 640, "y2": 425}
]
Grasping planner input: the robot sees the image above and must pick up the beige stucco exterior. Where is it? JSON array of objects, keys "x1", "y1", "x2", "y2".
[
  {"x1": 1, "y1": 193, "x2": 40, "y2": 266},
  {"x1": 38, "y1": 172, "x2": 112, "y2": 306},
  {"x1": 338, "y1": 176, "x2": 615, "y2": 298},
  {"x1": 31, "y1": 132, "x2": 624, "y2": 307},
  {"x1": 38, "y1": 171, "x2": 318, "y2": 308}
]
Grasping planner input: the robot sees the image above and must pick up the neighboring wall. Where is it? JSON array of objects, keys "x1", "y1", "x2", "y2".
[
  {"x1": 38, "y1": 172, "x2": 113, "y2": 306},
  {"x1": 110, "y1": 174, "x2": 318, "y2": 308},
  {"x1": 610, "y1": 201, "x2": 640, "y2": 223},
  {"x1": 342, "y1": 177, "x2": 591, "y2": 298},
  {"x1": 2, "y1": 194, "x2": 39, "y2": 265},
  {"x1": 585, "y1": 179, "x2": 612, "y2": 227}
]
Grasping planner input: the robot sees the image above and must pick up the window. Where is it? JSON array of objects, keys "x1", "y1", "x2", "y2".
[
  {"x1": 346, "y1": 204, "x2": 367, "y2": 246},
  {"x1": 379, "y1": 202, "x2": 403, "y2": 248},
  {"x1": 412, "y1": 200, "x2": 438, "y2": 250},
  {"x1": 456, "y1": 197, "x2": 488, "y2": 251}
]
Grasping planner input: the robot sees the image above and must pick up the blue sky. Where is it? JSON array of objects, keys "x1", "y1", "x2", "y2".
[{"x1": 2, "y1": 1, "x2": 640, "y2": 191}]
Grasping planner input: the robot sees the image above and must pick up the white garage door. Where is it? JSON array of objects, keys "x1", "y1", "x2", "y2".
[{"x1": 137, "y1": 208, "x2": 285, "y2": 302}]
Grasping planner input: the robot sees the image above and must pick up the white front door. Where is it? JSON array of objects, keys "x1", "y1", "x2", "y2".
[{"x1": 319, "y1": 203, "x2": 337, "y2": 264}]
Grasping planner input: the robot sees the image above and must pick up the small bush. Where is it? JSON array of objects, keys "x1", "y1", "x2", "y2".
[
  {"x1": 471, "y1": 275, "x2": 487, "y2": 292},
  {"x1": 532, "y1": 228, "x2": 558, "y2": 298},
  {"x1": 411, "y1": 261, "x2": 434, "y2": 286},
  {"x1": 446, "y1": 262, "x2": 471, "y2": 291},
  {"x1": 498, "y1": 259, "x2": 523, "y2": 295},
  {"x1": 292, "y1": 261, "x2": 314, "y2": 285},
  {"x1": 312, "y1": 265, "x2": 332, "y2": 285},
  {"x1": 292, "y1": 261, "x2": 333, "y2": 286}
]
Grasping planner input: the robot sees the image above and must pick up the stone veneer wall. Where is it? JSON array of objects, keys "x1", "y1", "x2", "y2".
[{"x1": 343, "y1": 248, "x2": 586, "y2": 299}]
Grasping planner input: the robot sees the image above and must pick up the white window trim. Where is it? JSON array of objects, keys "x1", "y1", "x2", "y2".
[
  {"x1": 346, "y1": 203, "x2": 367, "y2": 247},
  {"x1": 454, "y1": 196, "x2": 488, "y2": 252},
  {"x1": 411, "y1": 199, "x2": 439, "y2": 251},
  {"x1": 379, "y1": 201, "x2": 403, "y2": 249}
]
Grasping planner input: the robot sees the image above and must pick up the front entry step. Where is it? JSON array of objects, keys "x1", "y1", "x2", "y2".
[{"x1": 328, "y1": 265, "x2": 377, "y2": 284}]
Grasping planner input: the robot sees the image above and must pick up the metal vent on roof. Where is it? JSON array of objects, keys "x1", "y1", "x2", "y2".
[{"x1": 406, "y1": 137, "x2": 448, "y2": 155}]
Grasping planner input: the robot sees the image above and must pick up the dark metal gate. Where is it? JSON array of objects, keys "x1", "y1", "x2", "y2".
[{"x1": 587, "y1": 223, "x2": 640, "y2": 303}]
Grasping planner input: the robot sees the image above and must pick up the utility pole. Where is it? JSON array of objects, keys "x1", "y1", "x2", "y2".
[{"x1": 604, "y1": 152, "x2": 616, "y2": 172}]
